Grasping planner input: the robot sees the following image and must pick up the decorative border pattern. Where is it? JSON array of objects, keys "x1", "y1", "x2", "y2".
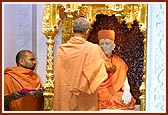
[{"x1": 146, "y1": 3, "x2": 165, "y2": 112}]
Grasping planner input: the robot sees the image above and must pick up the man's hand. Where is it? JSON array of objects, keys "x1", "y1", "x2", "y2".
[
  {"x1": 12, "y1": 92, "x2": 25, "y2": 100},
  {"x1": 4, "y1": 92, "x2": 25, "y2": 108},
  {"x1": 69, "y1": 88, "x2": 81, "y2": 95},
  {"x1": 122, "y1": 89, "x2": 132, "y2": 105}
]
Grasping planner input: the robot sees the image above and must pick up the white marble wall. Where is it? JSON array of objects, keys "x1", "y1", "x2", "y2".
[
  {"x1": 3, "y1": 4, "x2": 18, "y2": 68},
  {"x1": 17, "y1": 4, "x2": 32, "y2": 51},
  {"x1": 36, "y1": 4, "x2": 47, "y2": 83},
  {"x1": 146, "y1": 3, "x2": 166, "y2": 112}
]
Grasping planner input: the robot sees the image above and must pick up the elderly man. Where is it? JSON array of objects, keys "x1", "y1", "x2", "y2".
[
  {"x1": 53, "y1": 17, "x2": 112, "y2": 111},
  {"x1": 97, "y1": 30, "x2": 136, "y2": 110},
  {"x1": 4, "y1": 50, "x2": 43, "y2": 111}
]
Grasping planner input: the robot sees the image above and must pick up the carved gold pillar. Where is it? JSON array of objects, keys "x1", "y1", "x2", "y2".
[
  {"x1": 139, "y1": 39, "x2": 146, "y2": 111},
  {"x1": 139, "y1": 4, "x2": 147, "y2": 111},
  {"x1": 42, "y1": 4, "x2": 60, "y2": 111},
  {"x1": 61, "y1": 4, "x2": 78, "y2": 44},
  {"x1": 139, "y1": 28, "x2": 147, "y2": 111}
]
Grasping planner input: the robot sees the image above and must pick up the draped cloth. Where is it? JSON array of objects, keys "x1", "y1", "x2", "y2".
[
  {"x1": 98, "y1": 54, "x2": 136, "y2": 110},
  {"x1": 53, "y1": 37, "x2": 110, "y2": 111},
  {"x1": 4, "y1": 67, "x2": 42, "y2": 111}
]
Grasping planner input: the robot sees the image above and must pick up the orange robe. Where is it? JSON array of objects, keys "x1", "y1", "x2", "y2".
[
  {"x1": 98, "y1": 53, "x2": 136, "y2": 110},
  {"x1": 53, "y1": 37, "x2": 110, "y2": 111},
  {"x1": 4, "y1": 67, "x2": 42, "y2": 111}
]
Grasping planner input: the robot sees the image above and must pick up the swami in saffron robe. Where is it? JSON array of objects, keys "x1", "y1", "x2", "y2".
[
  {"x1": 53, "y1": 37, "x2": 111, "y2": 111},
  {"x1": 98, "y1": 53, "x2": 136, "y2": 110},
  {"x1": 4, "y1": 67, "x2": 42, "y2": 111}
]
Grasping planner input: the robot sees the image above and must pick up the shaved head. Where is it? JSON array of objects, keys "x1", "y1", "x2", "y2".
[{"x1": 16, "y1": 50, "x2": 32, "y2": 65}]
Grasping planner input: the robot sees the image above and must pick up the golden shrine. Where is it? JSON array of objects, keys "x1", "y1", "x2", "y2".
[{"x1": 41, "y1": 3, "x2": 147, "y2": 111}]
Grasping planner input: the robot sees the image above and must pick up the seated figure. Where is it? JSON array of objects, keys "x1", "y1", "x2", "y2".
[{"x1": 97, "y1": 30, "x2": 136, "y2": 110}]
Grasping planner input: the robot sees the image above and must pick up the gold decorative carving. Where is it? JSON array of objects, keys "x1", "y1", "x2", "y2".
[
  {"x1": 42, "y1": 3, "x2": 147, "y2": 111},
  {"x1": 139, "y1": 5, "x2": 147, "y2": 110},
  {"x1": 57, "y1": 4, "x2": 147, "y2": 43},
  {"x1": 42, "y1": 4, "x2": 61, "y2": 111},
  {"x1": 139, "y1": 27, "x2": 147, "y2": 111}
]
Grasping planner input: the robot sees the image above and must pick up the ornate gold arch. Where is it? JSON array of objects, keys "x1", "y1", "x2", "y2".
[{"x1": 42, "y1": 3, "x2": 147, "y2": 111}]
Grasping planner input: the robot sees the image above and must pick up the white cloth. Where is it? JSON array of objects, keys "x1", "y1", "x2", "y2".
[
  {"x1": 122, "y1": 89, "x2": 132, "y2": 105},
  {"x1": 122, "y1": 77, "x2": 132, "y2": 105}
]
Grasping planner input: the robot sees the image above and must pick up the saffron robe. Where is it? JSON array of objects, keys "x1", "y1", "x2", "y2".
[
  {"x1": 4, "y1": 67, "x2": 42, "y2": 111},
  {"x1": 98, "y1": 54, "x2": 136, "y2": 110},
  {"x1": 53, "y1": 37, "x2": 110, "y2": 111}
]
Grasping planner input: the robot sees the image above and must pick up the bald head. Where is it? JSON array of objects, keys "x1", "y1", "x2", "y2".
[
  {"x1": 16, "y1": 50, "x2": 31, "y2": 65},
  {"x1": 16, "y1": 50, "x2": 36, "y2": 70}
]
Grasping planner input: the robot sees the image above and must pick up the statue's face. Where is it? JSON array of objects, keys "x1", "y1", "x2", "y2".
[{"x1": 99, "y1": 38, "x2": 115, "y2": 56}]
